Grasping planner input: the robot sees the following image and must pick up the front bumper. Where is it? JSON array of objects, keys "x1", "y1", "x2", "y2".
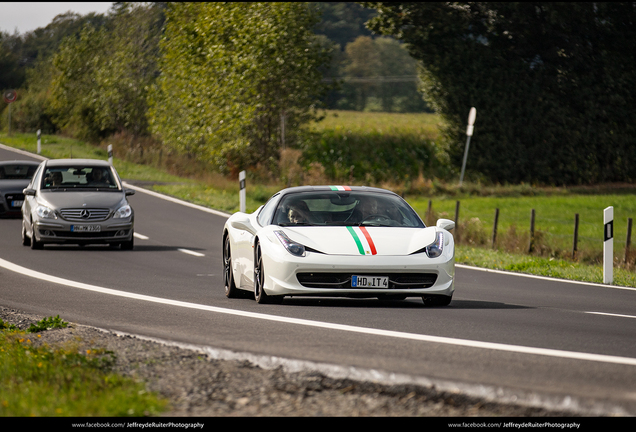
[
  {"x1": 33, "y1": 220, "x2": 134, "y2": 245},
  {"x1": 260, "y1": 245, "x2": 455, "y2": 298}
]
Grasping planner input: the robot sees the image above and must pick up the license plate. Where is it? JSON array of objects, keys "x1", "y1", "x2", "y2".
[
  {"x1": 11, "y1": 200, "x2": 23, "y2": 208},
  {"x1": 71, "y1": 225, "x2": 101, "y2": 232},
  {"x1": 352, "y1": 275, "x2": 388, "y2": 288}
]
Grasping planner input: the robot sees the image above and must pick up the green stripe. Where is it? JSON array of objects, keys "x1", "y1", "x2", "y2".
[
  {"x1": 346, "y1": 226, "x2": 365, "y2": 255},
  {"x1": 329, "y1": 186, "x2": 338, "y2": 191}
]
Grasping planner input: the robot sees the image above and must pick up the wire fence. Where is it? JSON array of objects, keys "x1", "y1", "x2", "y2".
[{"x1": 423, "y1": 200, "x2": 635, "y2": 266}]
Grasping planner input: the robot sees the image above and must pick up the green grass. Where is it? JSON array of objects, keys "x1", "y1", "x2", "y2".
[
  {"x1": 456, "y1": 246, "x2": 636, "y2": 287},
  {"x1": 311, "y1": 110, "x2": 441, "y2": 137},
  {"x1": 0, "y1": 317, "x2": 168, "y2": 417},
  {"x1": 409, "y1": 193, "x2": 636, "y2": 264}
]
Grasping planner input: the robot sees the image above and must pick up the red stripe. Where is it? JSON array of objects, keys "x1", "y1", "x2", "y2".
[
  {"x1": 358, "y1": 226, "x2": 377, "y2": 255},
  {"x1": 343, "y1": 186, "x2": 351, "y2": 191}
]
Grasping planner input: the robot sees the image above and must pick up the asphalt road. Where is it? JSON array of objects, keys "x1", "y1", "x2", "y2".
[{"x1": 1, "y1": 144, "x2": 635, "y2": 415}]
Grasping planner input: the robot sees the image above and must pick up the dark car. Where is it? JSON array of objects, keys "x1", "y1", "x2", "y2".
[{"x1": 0, "y1": 160, "x2": 40, "y2": 218}]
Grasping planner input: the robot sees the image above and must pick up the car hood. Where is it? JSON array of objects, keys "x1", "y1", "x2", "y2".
[
  {"x1": 0, "y1": 179, "x2": 31, "y2": 192},
  {"x1": 280, "y1": 226, "x2": 439, "y2": 256},
  {"x1": 39, "y1": 190, "x2": 125, "y2": 209}
]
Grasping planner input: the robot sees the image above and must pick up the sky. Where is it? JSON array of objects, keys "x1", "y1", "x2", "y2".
[{"x1": 0, "y1": 2, "x2": 114, "y2": 34}]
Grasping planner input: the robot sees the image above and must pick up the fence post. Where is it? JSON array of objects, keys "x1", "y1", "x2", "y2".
[
  {"x1": 454, "y1": 201, "x2": 460, "y2": 243},
  {"x1": 528, "y1": 209, "x2": 535, "y2": 253},
  {"x1": 427, "y1": 200, "x2": 432, "y2": 226},
  {"x1": 239, "y1": 170, "x2": 246, "y2": 213},
  {"x1": 492, "y1": 208, "x2": 499, "y2": 249},
  {"x1": 625, "y1": 218, "x2": 632, "y2": 264},
  {"x1": 603, "y1": 206, "x2": 613, "y2": 284},
  {"x1": 572, "y1": 213, "x2": 579, "y2": 260}
]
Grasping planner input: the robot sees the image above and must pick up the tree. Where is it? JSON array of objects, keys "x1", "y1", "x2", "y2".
[
  {"x1": 49, "y1": 3, "x2": 163, "y2": 140},
  {"x1": 336, "y1": 35, "x2": 428, "y2": 112},
  {"x1": 148, "y1": 2, "x2": 333, "y2": 173},
  {"x1": 364, "y1": 2, "x2": 636, "y2": 184}
]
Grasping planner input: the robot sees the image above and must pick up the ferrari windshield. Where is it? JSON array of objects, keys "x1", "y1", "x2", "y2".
[
  {"x1": 41, "y1": 166, "x2": 121, "y2": 191},
  {"x1": 273, "y1": 191, "x2": 424, "y2": 227}
]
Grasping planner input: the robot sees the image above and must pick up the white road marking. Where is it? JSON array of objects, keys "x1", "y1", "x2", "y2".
[
  {"x1": 1, "y1": 256, "x2": 635, "y2": 367},
  {"x1": 178, "y1": 248, "x2": 205, "y2": 257},
  {"x1": 586, "y1": 311, "x2": 636, "y2": 320},
  {"x1": 134, "y1": 233, "x2": 149, "y2": 240}
]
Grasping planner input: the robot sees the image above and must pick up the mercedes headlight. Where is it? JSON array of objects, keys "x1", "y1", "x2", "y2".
[
  {"x1": 36, "y1": 205, "x2": 57, "y2": 219},
  {"x1": 113, "y1": 204, "x2": 132, "y2": 219}
]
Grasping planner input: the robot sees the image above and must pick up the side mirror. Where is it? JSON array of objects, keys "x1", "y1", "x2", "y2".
[
  {"x1": 23, "y1": 188, "x2": 36, "y2": 196},
  {"x1": 436, "y1": 218, "x2": 455, "y2": 231},
  {"x1": 230, "y1": 214, "x2": 257, "y2": 235},
  {"x1": 125, "y1": 189, "x2": 136, "y2": 196}
]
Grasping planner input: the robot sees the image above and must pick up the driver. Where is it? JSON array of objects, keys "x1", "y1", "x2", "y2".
[
  {"x1": 360, "y1": 196, "x2": 378, "y2": 219},
  {"x1": 89, "y1": 168, "x2": 110, "y2": 186},
  {"x1": 352, "y1": 196, "x2": 378, "y2": 223}
]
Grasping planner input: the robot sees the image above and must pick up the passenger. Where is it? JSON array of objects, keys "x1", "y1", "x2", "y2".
[
  {"x1": 89, "y1": 168, "x2": 110, "y2": 186},
  {"x1": 287, "y1": 201, "x2": 311, "y2": 224}
]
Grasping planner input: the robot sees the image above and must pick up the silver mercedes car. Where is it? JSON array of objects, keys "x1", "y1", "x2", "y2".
[{"x1": 21, "y1": 159, "x2": 135, "y2": 250}]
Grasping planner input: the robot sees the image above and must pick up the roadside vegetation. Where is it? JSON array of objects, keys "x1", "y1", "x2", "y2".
[
  {"x1": 0, "y1": 316, "x2": 168, "y2": 416},
  {"x1": 2, "y1": 109, "x2": 635, "y2": 288}
]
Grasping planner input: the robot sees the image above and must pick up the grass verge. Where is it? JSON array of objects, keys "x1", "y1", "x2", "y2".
[{"x1": 0, "y1": 316, "x2": 168, "y2": 417}]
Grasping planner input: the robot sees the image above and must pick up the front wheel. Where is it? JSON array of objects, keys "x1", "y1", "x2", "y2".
[
  {"x1": 22, "y1": 222, "x2": 30, "y2": 246},
  {"x1": 120, "y1": 234, "x2": 134, "y2": 250},
  {"x1": 223, "y1": 234, "x2": 240, "y2": 298},
  {"x1": 254, "y1": 242, "x2": 283, "y2": 304},
  {"x1": 30, "y1": 224, "x2": 43, "y2": 250}
]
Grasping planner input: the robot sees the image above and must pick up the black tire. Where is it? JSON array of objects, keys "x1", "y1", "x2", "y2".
[
  {"x1": 121, "y1": 232, "x2": 134, "y2": 250},
  {"x1": 254, "y1": 242, "x2": 283, "y2": 304},
  {"x1": 30, "y1": 227, "x2": 43, "y2": 250},
  {"x1": 421, "y1": 294, "x2": 452, "y2": 307},
  {"x1": 223, "y1": 234, "x2": 240, "y2": 298},
  {"x1": 22, "y1": 223, "x2": 30, "y2": 246}
]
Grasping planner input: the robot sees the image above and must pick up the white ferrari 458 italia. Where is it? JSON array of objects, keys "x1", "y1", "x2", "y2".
[{"x1": 223, "y1": 186, "x2": 455, "y2": 305}]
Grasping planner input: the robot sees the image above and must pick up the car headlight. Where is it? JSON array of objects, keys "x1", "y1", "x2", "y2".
[
  {"x1": 35, "y1": 205, "x2": 57, "y2": 219},
  {"x1": 425, "y1": 232, "x2": 444, "y2": 258},
  {"x1": 113, "y1": 204, "x2": 132, "y2": 219},
  {"x1": 274, "y1": 230, "x2": 306, "y2": 257}
]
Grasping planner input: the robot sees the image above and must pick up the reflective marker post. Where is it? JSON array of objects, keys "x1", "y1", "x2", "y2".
[
  {"x1": 108, "y1": 145, "x2": 113, "y2": 165},
  {"x1": 239, "y1": 170, "x2": 246, "y2": 213},
  {"x1": 459, "y1": 107, "x2": 476, "y2": 185},
  {"x1": 604, "y1": 206, "x2": 613, "y2": 284},
  {"x1": 37, "y1": 129, "x2": 41, "y2": 154}
]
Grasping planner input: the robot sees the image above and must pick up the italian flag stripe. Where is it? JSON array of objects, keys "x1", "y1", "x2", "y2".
[
  {"x1": 358, "y1": 226, "x2": 377, "y2": 255},
  {"x1": 346, "y1": 226, "x2": 365, "y2": 255},
  {"x1": 329, "y1": 186, "x2": 352, "y2": 191},
  {"x1": 346, "y1": 226, "x2": 378, "y2": 255}
]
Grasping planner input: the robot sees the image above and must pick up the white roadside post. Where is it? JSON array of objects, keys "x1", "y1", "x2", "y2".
[
  {"x1": 604, "y1": 206, "x2": 614, "y2": 284},
  {"x1": 239, "y1": 170, "x2": 246, "y2": 213},
  {"x1": 459, "y1": 107, "x2": 476, "y2": 185},
  {"x1": 37, "y1": 129, "x2": 41, "y2": 154},
  {"x1": 108, "y1": 144, "x2": 113, "y2": 165}
]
